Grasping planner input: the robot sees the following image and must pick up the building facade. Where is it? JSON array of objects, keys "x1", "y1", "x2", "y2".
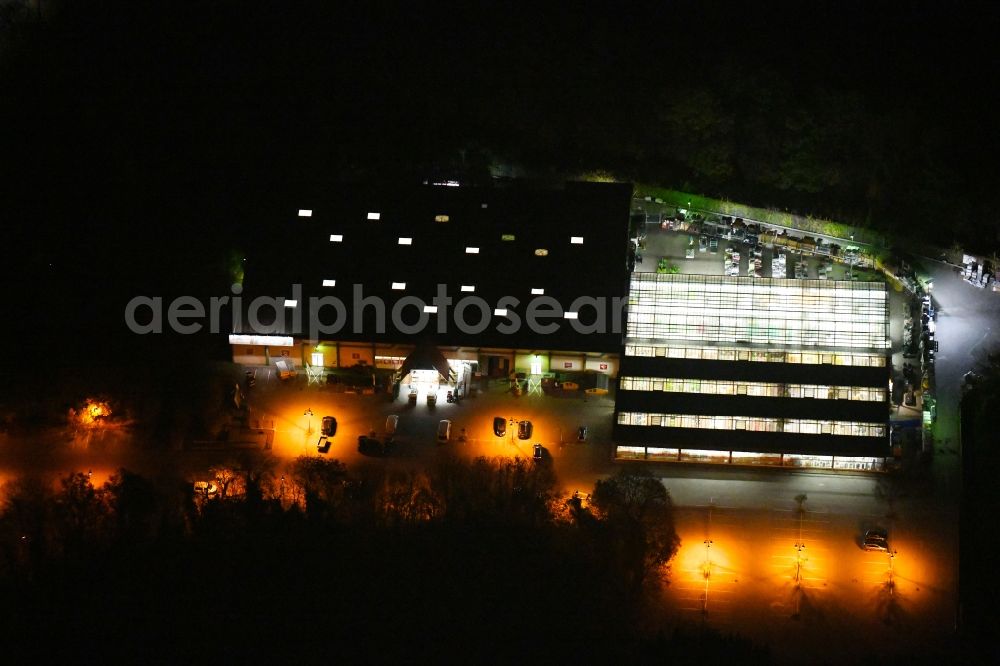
[{"x1": 614, "y1": 273, "x2": 892, "y2": 470}]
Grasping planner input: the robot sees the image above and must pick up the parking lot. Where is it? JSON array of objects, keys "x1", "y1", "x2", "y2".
[
  {"x1": 635, "y1": 223, "x2": 880, "y2": 282},
  {"x1": 244, "y1": 372, "x2": 617, "y2": 491}
]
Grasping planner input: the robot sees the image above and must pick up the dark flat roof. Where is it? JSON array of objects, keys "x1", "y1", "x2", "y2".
[{"x1": 236, "y1": 181, "x2": 632, "y2": 352}]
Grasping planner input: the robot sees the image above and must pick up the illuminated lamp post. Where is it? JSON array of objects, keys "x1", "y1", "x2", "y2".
[
  {"x1": 304, "y1": 408, "x2": 314, "y2": 434},
  {"x1": 702, "y1": 538, "x2": 713, "y2": 615},
  {"x1": 888, "y1": 549, "x2": 897, "y2": 597},
  {"x1": 794, "y1": 542, "x2": 806, "y2": 586}
]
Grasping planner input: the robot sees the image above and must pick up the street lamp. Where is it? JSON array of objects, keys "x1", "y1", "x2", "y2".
[
  {"x1": 888, "y1": 549, "x2": 897, "y2": 596},
  {"x1": 509, "y1": 418, "x2": 517, "y2": 445},
  {"x1": 794, "y1": 542, "x2": 806, "y2": 586},
  {"x1": 304, "y1": 408, "x2": 314, "y2": 434},
  {"x1": 702, "y1": 539, "x2": 713, "y2": 615}
]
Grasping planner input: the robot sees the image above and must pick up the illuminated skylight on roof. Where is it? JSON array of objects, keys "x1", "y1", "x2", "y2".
[
  {"x1": 571, "y1": 236, "x2": 584, "y2": 244},
  {"x1": 284, "y1": 300, "x2": 298, "y2": 308},
  {"x1": 563, "y1": 311, "x2": 578, "y2": 319},
  {"x1": 322, "y1": 279, "x2": 336, "y2": 287},
  {"x1": 494, "y1": 308, "x2": 508, "y2": 316},
  {"x1": 423, "y1": 305, "x2": 438, "y2": 313},
  {"x1": 435, "y1": 215, "x2": 449, "y2": 222},
  {"x1": 534, "y1": 248, "x2": 549, "y2": 256},
  {"x1": 298, "y1": 209, "x2": 312, "y2": 217},
  {"x1": 367, "y1": 212, "x2": 381, "y2": 220},
  {"x1": 391, "y1": 282, "x2": 406, "y2": 290},
  {"x1": 501, "y1": 234, "x2": 515, "y2": 241},
  {"x1": 399, "y1": 237, "x2": 412, "y2": 245},
  {"x1": 465, "y1": 247, "x2": 479, "y2": 254},
  {"x1": 531, "y1": 288, "x2": 544, "y2": 295},
  {"x1": 460, "y1": 285, "x2": 475, "y2": 292},
  {"x1": 329, "y1": 234, "x2": 343, "y2": 242}
]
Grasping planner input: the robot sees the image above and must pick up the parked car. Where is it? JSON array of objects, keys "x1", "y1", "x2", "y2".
[
  {"x1": 493, "y1": 416, "x2": 507, "y2": 437},
  {"x1": 577, "y1": 426, "x2": 588, "y2": 442},
  {"x1": 863, "y1": 528, "x2": 889, "y2": 551},
  {"x1": 437, "y1": 419, "x2": 452, "y2": 442},
  {"x1": 518, "y1": 420, "x2": 533, "y2": 440},
  {"x1": 709, "y1": 238, "x2": 719, "y2": 254},
  {"x1": 321, "y1": 416, "x2": 337, "y2": 437},
  {"x1": 357, "y1": 435, "x2": 384, "y2": 456},
  {"x1": 317, "y1": 436, "x2": 331, "y2": 453},
  {"x1": 533, "y1": 443, "x2": 543, "y2": 461}
]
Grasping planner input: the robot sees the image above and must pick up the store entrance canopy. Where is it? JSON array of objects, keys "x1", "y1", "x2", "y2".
[{"x1": 399, "y1": 345, "x2": 453, "y2": 383}]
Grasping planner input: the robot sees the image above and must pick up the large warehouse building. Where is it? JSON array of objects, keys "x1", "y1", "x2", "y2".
[
  {"x1": 230, "y1": 180, "x2": 893, "y2": 471},
  {"x1": 613, "y1": 273, "x2": 892, "y2": 470},
  {"x1": 229, "y1": 180, "x2": 632, "y2": 401}
]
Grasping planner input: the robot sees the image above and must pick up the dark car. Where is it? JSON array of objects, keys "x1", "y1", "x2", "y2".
[
  {"x1": 357, "y1": 435, "x2": 384, "y2": 456},
  {"x1": 863, "y1": 528, "x2": 889, "y2": 551},
  {"x1": 493, "y1": 416, "x2": 507, "y2": 437},
  {"x1": 321, "y1": 416, "x2": 337, "y2": 437},
  {"x1": 533, "y1": 443, "x2": 544, "y2": 461},
  {"x1": 577, "y1": 426, "x2": 588, "y2": 442},
  {"x1": 518, "y1": 420, "x2": 533, "y2": 440}
]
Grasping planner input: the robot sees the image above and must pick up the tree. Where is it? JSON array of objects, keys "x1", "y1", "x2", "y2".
[
  {"x1": 290, "y1": 456, "x2": 348, "y2": 516},
  {"x1": 0, "y1": 475, "x2": 56, "y2": 574},
  {"x1": 376, "y1": 468, "x2": 440, "y2": 527},
  {"x1": 103, "y1": 468, "x2": 159, "y2": 544},
  {"x1": 54, "y1": 472, "x2": 111, "y2": 552},
  {"x1": 591, "y1": 469, "x2": 681, "y2": 595},
  {"x1": 429, "y1": 455, "x2": 557, "y2": 525},
  {"x1": 209, "y1": 464, "x2": 243, "y2": 500}
]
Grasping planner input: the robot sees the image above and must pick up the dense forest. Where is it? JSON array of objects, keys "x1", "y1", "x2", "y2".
[{"x1": 0, "y1": 457, "x2": 766, "y2": 662}]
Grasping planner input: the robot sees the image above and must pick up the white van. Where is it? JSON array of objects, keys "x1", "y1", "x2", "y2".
[
  {"x1": 437, "y1": 419, "x2": 451, "y2": 442},
  {"x1": 386, "y1": 415, "x2": 399, "y2": 436}
]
